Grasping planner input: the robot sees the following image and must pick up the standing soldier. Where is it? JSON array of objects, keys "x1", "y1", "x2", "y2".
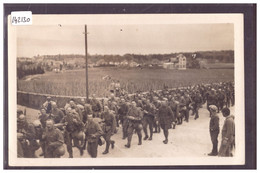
[
  {"x1": 142, "y1": 100, "x2": 155, "y2": 140},
  {"x1": 84, "y1": 114, "x2": 103, "y2": 158},
  {"x1": 125, "y1": 101, "x2": 143, "y2": 148},
  {"x1": 158, "y1": 99, "x2": 174, "y2": 144},
  {"x1": 218, "y1": 108, "x2": 235, "y2": 157},
  {"x1": 208, "y1": 105, "x2": 220, "y2": 156},
  {"x1": 43, "y1": 119, "x2": 65, "y2": 158},
  {"x1": 102, "y1": 106, "x2": 116, "y2": 154},
  {"x1": 118, "y1": 99, "x2": 129, "y2": 139}
]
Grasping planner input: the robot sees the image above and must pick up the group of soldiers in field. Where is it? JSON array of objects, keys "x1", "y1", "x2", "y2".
[{"x1": 17, "y1": 81, "x2": 235, "y2": 158}]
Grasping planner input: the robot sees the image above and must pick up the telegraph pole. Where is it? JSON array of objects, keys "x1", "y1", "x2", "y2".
[{"x1": 84, "y1": 25, "x2": 89, "y2": 99}]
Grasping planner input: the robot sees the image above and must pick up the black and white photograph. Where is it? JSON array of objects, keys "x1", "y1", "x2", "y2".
[{"x1": 5, "y1": 9, "x2": 249, "y2": 167}]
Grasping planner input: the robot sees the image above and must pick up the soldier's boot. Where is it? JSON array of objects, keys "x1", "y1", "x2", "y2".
[
  {"x1": 138, "y1": 134, "x2": 142, "y2": 145},
  {"x1": 143, "y1": 135, "x2": 148, "y2": 140},
  {"x1": 67, "y1": 147, "x2": 73, "y2": 158},
  {"x1": 79, "y1": 147, "x2": 84, "y2": 156},
  {"x1": 102, "y1": 142, "x2": 110, "y2": 155},
  {"x1": 125, "y1": 136, "x2": 132, "y2": 148},
  {"x1": 149, "y1": 126, "x2": 153, "y2": 140},
  {"x1": 148, "y1": 135, "x2": 152, "y2": 141},
  {"x1": 111, "y1": 140, "x2": 115, "y2": 149},
  {"x1": 143, "y1": 127, "x2": 148, "y2": 140}
]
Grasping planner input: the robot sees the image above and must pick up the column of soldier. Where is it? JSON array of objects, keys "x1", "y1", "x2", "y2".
[{"x1": 17, "y1": 81, "x2": 234, "y2": 158}]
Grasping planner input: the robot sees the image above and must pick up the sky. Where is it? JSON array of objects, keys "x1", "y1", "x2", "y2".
[{"x1": 17, "y1": 24, "x2": 234, "y2": 58}]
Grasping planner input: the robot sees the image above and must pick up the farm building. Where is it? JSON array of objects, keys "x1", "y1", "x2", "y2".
[{"x1": 162, "y1": 54, "x2": 187, "y2": 70}]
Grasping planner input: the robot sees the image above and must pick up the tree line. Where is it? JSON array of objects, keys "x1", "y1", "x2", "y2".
[{"x1": 17, "y1": 61, "x2": 45, "y2": 79}]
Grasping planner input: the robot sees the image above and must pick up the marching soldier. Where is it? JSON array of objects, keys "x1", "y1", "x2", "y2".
[
  {"x1": 118, "y1": 99, "x2": 129, "y2": 139},
  {"x1": 169, "y1": 97, "x2": 179, "y2": 128},
  {"x1": 84, "y1": 114, "x2": 103, "y2": 158},
  {"x1": 184, "y1": 93, "x2": 192, "y2": 122},
  {"x1": 142, "y1": 100, "x2": 155, "y2": 140},
  {"x1": 192, "y1": 91, "x2": 203, "y2": 120},
  {"x1": 158, "y1": 99, "x2": 174, "y2": 144},
  {"x1": 43, "y1": 119, "x2": 65, "y2": 158},
  {"x1": 101, "y1": 106, "x2": 116, "y2": 154},
  {"x1": 178, "y1": 96, "x2": 186, "y2": 125},
  {"x1": 17, "y1": 114, "x2": 40, "y2": 158},
  {"x1": 153, "y1": 98, "x2": 161, "y2": 133},
  {"x1": 51, "y1": 102, "x2": 64, "y2": 124},
  {"x1": 61, "y1": 108, "x2": 85, "y2": 158},
  {"x1": 125, "y1": 101, "x2": 143, "y2": 148},
  {"x1": 90, "y1": 95, "x2": 102, "y2": 118}
]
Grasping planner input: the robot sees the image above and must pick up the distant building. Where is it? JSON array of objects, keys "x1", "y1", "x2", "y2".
[
  {"x1": 163, "y1": 63, "x2": 175, "y2": 69},
  {"x1": 177, "y1": 54, "x2": 186, "y2": 70},
  {"x1": 162, "y1": 54, "x2": 187, "y2": 70}
]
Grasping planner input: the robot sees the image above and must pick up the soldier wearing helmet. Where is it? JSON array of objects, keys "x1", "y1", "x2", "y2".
[
  {"x1": 158, "y1": 100, "x2": 174, "y2": 144},
  {"x1": 142, "y1": 100, "x2": 155, "y2": 141},
  {"x1": 17, "y1": 114, "x2": 40, "y2": 158},
  {"x1": 42, "y1": 96, "x2": 56, "y2": 114},
  {"x1": 118, "y1": 99, "x2": 129, "y2": 139},
  {"x1": 42, "y1": 119, "x2": 65, "y2": 158},
  {"x1": 84, "y1": 114, "x2": 103, "y2": 158},
  {"x1": 60, "y1": 106, "x2": 85, "y2": 158},
  {"x1": 51, "y1": 102, "x2": 64, "y2": 124},
  {"x1": 101, "y1": 106, "x2": 116, "y2": 154},
  {"x1": 124, "y1": 101, "x2": 143, "y2": 148}
]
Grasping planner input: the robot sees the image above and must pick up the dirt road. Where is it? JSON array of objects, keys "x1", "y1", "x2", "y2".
[{"x1": 17, "y1": 104, "x2": 234, "y2": 158}]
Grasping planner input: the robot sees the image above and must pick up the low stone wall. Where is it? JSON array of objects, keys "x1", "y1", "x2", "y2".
[{"x1": 17, "y1": 91, "x2": 87, "y2": 109}]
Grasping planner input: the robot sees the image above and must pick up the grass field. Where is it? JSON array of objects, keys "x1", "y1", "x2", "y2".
[{"x1": 17, "y1": 67, "x2": 234, "y2": 97}]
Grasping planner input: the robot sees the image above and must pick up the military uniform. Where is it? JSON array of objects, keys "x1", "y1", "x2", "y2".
[
  {"x1": 169, "y1": 100, "x2": 179, "y2": 128},
  {"x1": 17, "y1": 121, "x2": 40, "y2": 158},
  {"x1": 178, "y1": 97, "x2": 186, "y2": 124},
  {"x1": 43, "y1": 128, "x2": 64, "y2": 158},
  {"x1": 207, "y1": 91, "x2": 217, "y2": 117},
  {"x1": 142, "y1": 101, "x2": 155, "y2": 140},
  {"x1": 209, "y1": 112, "x2": 220, "y2": 155},
  {"x1": 125, "y1": 105, "x2": 143, "y2": 148},
  {"x1": 184, "y1": 94, "x2": 192, "y2": 122},
  {"x1": 192, "y1": 93, "x2": 202, "y2": 120},
  {"x1": 158, "y1": 104, "x2": 174, "y2": 144},
  {"x1": 82, "y1": 103, "x2": 93, "y2": 123},
  {"x1": 102, "y1": 111, "x2": 116, "y2": 154},
  {"x1": 62, "y1": 110, "x2": 85, "y2": 158},
  {"x1": 85, "y1": 119, "x2": 103, "y2": 158},
  {"x1": 118, "y1": 102, "x2": 129, "y2": 139},
  {"x1": 91, "y1": 98, "x2": 102, "y2": 118},
  {"x1": 51, "y1": 107, "x2": 65, "y2": 124},
  {"x1": 218, "y1": 115, "x2": 235, "y2": 157}
]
